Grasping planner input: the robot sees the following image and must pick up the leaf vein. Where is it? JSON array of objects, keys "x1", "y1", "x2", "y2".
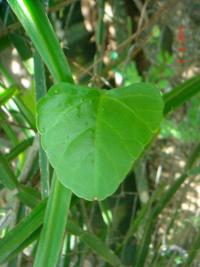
[{"x1": 106, "y1": 96, "x2": 154, "y2": 133}]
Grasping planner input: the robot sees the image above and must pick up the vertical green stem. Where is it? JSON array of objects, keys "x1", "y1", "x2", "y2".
[
  {"x1": 33, "y1": 175, "x2": 72, "y2": 267},
  {"x1": 94, "y1": 0, "x2": 105, "y2": 78},
  {"x1": 34, "y1": 52, "x2": 49, "y2": 198}
]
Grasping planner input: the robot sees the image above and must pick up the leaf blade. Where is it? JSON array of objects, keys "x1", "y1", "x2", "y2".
[{"x1": 37, "y1": 82, "x2": 164, "y2": 200}]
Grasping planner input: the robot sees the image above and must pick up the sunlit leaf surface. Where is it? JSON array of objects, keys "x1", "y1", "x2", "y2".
[{"x1": 37, "y1": 83, "x2": 163, "y2": 200}]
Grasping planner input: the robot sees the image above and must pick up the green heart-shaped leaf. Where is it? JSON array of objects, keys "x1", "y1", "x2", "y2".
[{"x1": 37, "y1": 83, "x2": 163, "y2": 200}]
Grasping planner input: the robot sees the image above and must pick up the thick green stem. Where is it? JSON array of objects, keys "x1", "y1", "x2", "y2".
[{"x1": 33, "y1": 175, "x2": 72, "y2": 267}]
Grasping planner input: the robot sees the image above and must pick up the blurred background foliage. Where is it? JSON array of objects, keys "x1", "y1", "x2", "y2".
[{"x1": 0, "y1": 0, "x2": 200, "y2": 266}]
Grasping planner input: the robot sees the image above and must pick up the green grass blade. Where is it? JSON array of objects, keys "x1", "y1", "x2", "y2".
[
  {"x1": 9, "y1": 32, "x2": 32, "y2": 62},
  {"x1": 67, "y1": 222, "x2": 122, "y2": 267},
  {"x1": 4, "y1": 228, "x2": 41, "y2": 264},
  {"x1": 38, "y1": 145, "x2": 49, "y2": 198},
  {"x1": 0, "y1": 196, "x2": 122, "y2": 267},
  {"x1": 0, "y1": 200, "x2": 46, "y2": 264},
  {"x1": 123, "y1": 181, "x2": 166, "y2": 246},
  {"x1": 34, "y1": 52, "x2": 47, "y2": 100},
  {"x1": 18, "y1": 185, "x2": 41, "y2": 208},
  {"x1": 14, "y1": 94, "x2": 36, "y2": 130},
  {"x1": 34, "y1": 52, "x2": 49, "y2": 198},
  {"x1": 5, "y1": 137, "x2": 34, "y2": 162},
  {"x1": 164, "y1": 75, "x2": 200, "y2": 115},
  {"x1": 134, "y1": 142, "x2": 200, "y2": 267},
  {"x1": 0, "y1": 109, "x2": 18, "y2": 146},
  {"x1": 0, "y1": 178, "x2": 122, "y2": 266},
  {"x1": 185, "y1": 142, "x2": 200, "y2": 170},
  {"x1": 33, "y1": 176, "x2": 72, "y2": 267},
  {"x1": 7, "y1": 0, "x2": 73, "y2": 83},
  {"x1": 0, "y1": 84, "x2": 17, "y2": 106},
  {"x1": 0, "y1": 63, "x2": 14, "y2": 85},
  {"x1": 6, "y1": 2, "x2": 75, "y2": 266},
  {"x1": 0, "y1": 151, "x2": 19, "y2": 190},
  {"x1": 0, "y1": 66, "x2": 36, "y2": 130},
  {"x1": 184, "y1": 230, "x2": 200, "y2": 267}
]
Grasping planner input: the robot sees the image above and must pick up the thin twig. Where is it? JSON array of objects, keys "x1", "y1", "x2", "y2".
[
  {"x1": 136, "y1": 0, "x2": 150, "y2": 35},
  {"x1": 78, "y1": 0, "x2": 181, "y2": 79},
  {"x1": 48, "y1": 0, "x2": 78, "y2": 12},
  {"x1": 71, "y1": 59, "x2": 112, "y2": 88}
]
